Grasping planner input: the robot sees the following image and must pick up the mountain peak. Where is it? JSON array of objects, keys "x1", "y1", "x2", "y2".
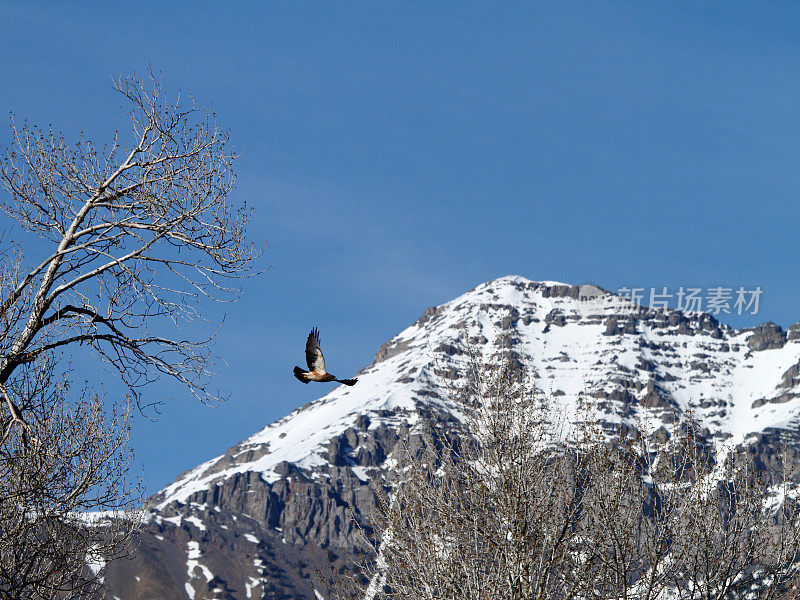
[
  {"x1": 114, "y1": 276, "x2": 800, "y2": 600},
  {"x1": 154, "y1": 276, "x2": 800, "y2": 511},
  {"x1": 485, "y1": 274, "x2": 571, "y2": 287}
]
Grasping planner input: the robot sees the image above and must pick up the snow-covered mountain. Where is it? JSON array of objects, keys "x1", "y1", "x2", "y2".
[{"x1": 104, "y1": 276, "x2": 800, "y2": 600}]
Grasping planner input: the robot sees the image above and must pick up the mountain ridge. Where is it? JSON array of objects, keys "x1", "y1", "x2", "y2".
[
  {"x1": 153, "y1": 275, "x2": 800, "y2": 508},
  {"x1": 105, "y1": 275, "x2": 800, "y2": 600}
]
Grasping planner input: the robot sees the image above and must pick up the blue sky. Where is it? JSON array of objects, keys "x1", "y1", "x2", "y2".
[{"x1": 2, "y1": 2, "x2": 800, "y2": 493}]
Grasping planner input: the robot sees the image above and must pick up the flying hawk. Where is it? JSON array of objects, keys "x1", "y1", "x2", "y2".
[{"x1": 293, "y1": 328, "x2": 358, "y2": 386}]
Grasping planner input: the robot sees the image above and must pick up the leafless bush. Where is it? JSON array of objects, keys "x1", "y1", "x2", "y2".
[{"x1": 338, "y1": 347, "x2": 800, "y2": 600}]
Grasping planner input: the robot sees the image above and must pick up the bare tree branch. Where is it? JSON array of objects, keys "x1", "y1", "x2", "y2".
[
  {"x1": 0, "y1": 358, "x2": 142, "y2": 600},
  {"x1": 0, "y1": 71, "x2": 262, "y2": 408}
]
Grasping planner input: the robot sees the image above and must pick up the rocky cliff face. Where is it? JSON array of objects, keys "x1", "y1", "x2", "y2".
[{"x1": 103, "y1": 276, "x2": 800, "y2": 600}]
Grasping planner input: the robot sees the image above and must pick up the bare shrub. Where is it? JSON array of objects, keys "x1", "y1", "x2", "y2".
[{"x1": 338, "y1": 347, "x2": 800, "y2": 600}]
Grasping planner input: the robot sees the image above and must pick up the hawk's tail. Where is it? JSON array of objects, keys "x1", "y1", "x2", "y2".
[
  {"x1": 337, "y1": 378, "x2": 358, "y2": 386},
  {"x1": 293, "y1": 366, "x2": 310, "y2": 384}
]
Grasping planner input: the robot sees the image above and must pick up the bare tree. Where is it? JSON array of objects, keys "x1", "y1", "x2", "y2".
[
  {"x1": 0, "y1": 72, "x2": 257, "y2": 416},
  {"x1": 0, "y1": 357, "x2": 141, "y2": 600},
  {"x1": 338, "y1": 356, "x2": 589, "y2": 600},
  {"x1": 579, "y1": 418, "x2": 800, "y2": 600},
  {"x1": 0, "y1": 73, "x2": 258, "y2": 598},
  {"x1": 339, "y1": 347, "x2": 800, "y2": 600},
  {"x1": 660, "y1": 426, "x2": 800, "y2": 600}
]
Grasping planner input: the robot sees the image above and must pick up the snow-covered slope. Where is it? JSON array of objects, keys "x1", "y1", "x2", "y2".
[
  {"x1": 107, "y1": 276, "x2": 800, "y2": 600},
  {"x1": 156, "y1": 275, "x2": 800, "y2": 507}
]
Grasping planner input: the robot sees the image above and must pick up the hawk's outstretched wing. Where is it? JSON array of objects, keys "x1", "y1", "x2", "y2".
[{"x1": 305, "y1": 328, "x2": 326, "y2": 373}]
